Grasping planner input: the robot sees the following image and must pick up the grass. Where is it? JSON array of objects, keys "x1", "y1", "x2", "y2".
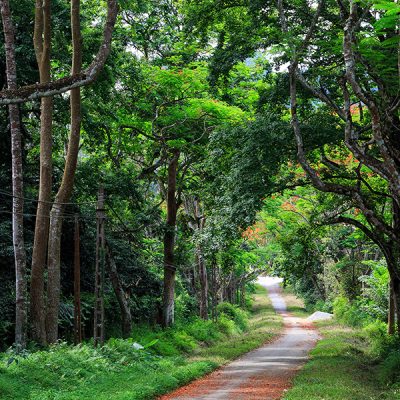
[
  {"x1": 281, "y1": 286, "x2": 311, "y2": 318},
  {"x1": 0, "y1": 285, "x2": 282, "y2": 400},
  {"x1": 192, "y1": 285, "x2": 282, "y2": 364},
  {"x1": 283, "y1": 320, "x2": 400, "y2": 400}
]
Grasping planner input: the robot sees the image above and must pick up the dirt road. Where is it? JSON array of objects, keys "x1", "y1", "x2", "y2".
[{"x1": 159, "y1": 277, "x2": 319, "y2": 400}]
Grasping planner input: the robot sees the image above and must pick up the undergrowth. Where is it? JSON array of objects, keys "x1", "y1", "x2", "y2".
[
  {"x1": 0, "y1": 285, "x2": 281, "y2": 400},
  {"x1": 283, "y1": 321, "x2": 400, "y2": 400}
]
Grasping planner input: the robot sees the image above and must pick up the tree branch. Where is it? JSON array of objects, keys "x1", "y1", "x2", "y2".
[{"x1": 0, "y1": 0, "x2": 118, "y2": 105}]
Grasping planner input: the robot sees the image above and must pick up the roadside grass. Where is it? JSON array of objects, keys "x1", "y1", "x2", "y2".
[
  {"x1": 192, "y1": 285, "x2": 282, "y2": 364},
  {"x1": 0, "y1": 285, "x2": 282, "y2": 400},
  {"x1": 283, "y1": 321, "x2": 400, "y2": 400},
  {"x1": 281, "y1": 286, "x2": 311, "y2": 318}
]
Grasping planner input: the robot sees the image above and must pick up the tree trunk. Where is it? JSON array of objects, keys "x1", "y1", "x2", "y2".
[
  {"x1": 211, "y1": 256, "x2": 217, "y2": 321},
  {"x1": 384, "y1": 241, "x2": 400, "y2": 337},
  {"x1": 390, "y1": 273, "x2": 400, "y2": 337},
  {"x1": 46, "y1": 0, "x2": 82, "y2": 344},
  {"x1": 391, "y1": 200, "x2": 400, "y2": 336},
  {"x1": 240, "y1": 281, "x2": 246, "y2": 307},
  {"x1": 388, "y1": 280, "x2": 395, "y2": 335},
  {"x1": 30, "y1": 0, "x2": 53, "y2": 345},
  {"x1": 105, "y1": 242, "x2": 132, "y2": 337},
  {"x1": 162, "y1": 150, "x2": 179, "y2": 328},
  {"x1": 197, "y1": 249, "x2": 208, "y2": 319},
  {"x1": 94, "y1": 187, "x2": 105, "y2": 346},
  {"x1": 0, "y1": 0, "x2": 27, "y2": 348},
  {"x1": 73, "y1": 216, "x2": 82, "y2": 344}
]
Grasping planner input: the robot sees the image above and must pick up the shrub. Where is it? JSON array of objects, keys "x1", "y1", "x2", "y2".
[
  {"x1": 186, "y1": 319, "x2": 221, "y2": 343},
  {"x1": 379, "y1": 350, "x2": 400, "y2": 385},
  {"x1": 216, "y1": 302, "x2": 248, "y2": 331},
  {"x1": 172, "y1": 331, "x2": 197, "y2": 353},
  {"x1": 364, "y1": 321, "x2": 398, "y2": 358},
  {"x1": 131, "y1": 326, "x2": 180, "y2": 357},
  {"x1": 216, "y1": 314, "x2": 237, "y2": 336},
  {"x1": 333, "y1": 296, "x2": 366, "y2": 327},
  {"x1": 358, "y1": 261, "x2": 389, "y2": 322},
  {"x1": 314, "y1": 299, "x2": 333, "y2": 313}
]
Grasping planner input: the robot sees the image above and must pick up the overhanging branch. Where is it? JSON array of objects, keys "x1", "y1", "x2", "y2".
[{"x1": 0, "y1": 0, "x2": 118, "y2": 105}]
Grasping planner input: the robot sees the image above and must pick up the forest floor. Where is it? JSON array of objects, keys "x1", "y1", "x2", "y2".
[
  {"x1": 158, "y1": 277, "x2": 319, "y2": 400},
  {"x1": 0, "y1": 285, "x2": 282, "y2": 400}
]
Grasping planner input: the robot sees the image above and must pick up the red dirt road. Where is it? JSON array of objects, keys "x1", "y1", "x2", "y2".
[{"x1": 158, "y1": 277, "x2": 319, "y2": 400}]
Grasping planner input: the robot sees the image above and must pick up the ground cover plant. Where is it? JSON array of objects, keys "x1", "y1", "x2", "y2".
[
  {"x1": 0, "y1": 286, "x2": 281, "y2": 400},
  {"x1": 284, "y1": 320, "x2": 400, "y2": 400}
]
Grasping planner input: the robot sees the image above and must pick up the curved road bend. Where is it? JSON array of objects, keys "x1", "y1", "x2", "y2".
[{"x1": 159, "y1": 276, "x2": 319, "y2": 400}]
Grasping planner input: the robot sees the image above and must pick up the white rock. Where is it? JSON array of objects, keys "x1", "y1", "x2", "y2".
[
  {"x1": 306, "y1": 311, "x2": 333, "y2": 321},
  {"x1": 132, "y1": 342, "x2": 144, "y2": 350}
]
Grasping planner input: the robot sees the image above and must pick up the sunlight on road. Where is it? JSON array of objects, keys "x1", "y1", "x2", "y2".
[{"x1": 256, "y1": 276, "x2": 283, "y2": 287}]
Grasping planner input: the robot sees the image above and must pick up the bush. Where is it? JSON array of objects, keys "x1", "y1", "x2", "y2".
[
  {"x1": 172, "y1": 331, "x2": 197, "y2": 353},
  {"x1": 216, "y1": 302, "x2": 248, "y2": 331},
  {"x1": 216, "y1": 315, "x2": 237, "y2": 336},
  {"x1": 379, "y1": 350, "x2": 400, "y2": 385},
  {"x1": 131, "y1": 326, "x2": 180, "y2": 357},
  {"x1": 333, "y1": 296, "x2": 366, "y2": 327},
  {"x1": 130, "y1": 306, "x2": 249, "y2": 358},
  {"x1": 314, "y1": 299, "x2": 333, "y2": 313},
  {"x1": 364, "y1": 321, "x2": 398, "y2": 358},
  {"x1": 358, "y1": 261, "x2": 389, "y2": 321},
  {"x1": 186, "y1": 319, "x2": 221, "y2": 344}
]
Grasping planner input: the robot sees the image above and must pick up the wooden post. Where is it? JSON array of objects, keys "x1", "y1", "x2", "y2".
[
  {"x1": 388, "y1": 281, "x2": 395, "y2": 335},
  {"x1": 94, "y1": 186, "x2": 105, "y2": 346},
  {"x1": 211, "y1": 256, "x2": 217, "y2": 321},
  {"x1": 73, "y1": 215, "x2": 82, "y2": 344}
]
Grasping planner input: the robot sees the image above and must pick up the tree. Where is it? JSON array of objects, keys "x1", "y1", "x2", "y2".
[
  {"x1": 282, "y1": 0, "x2": 400, "y2": 335},
  {"x1": 25, "y1": 0, "x2": 118, "y2": 344},
  {"x1": 0, "y1": 0, "x2": 118, "y2": 105},
  {"x1": 29, "y1": 0, "x2": 54, "y2": 344},
  {"x1": 0, "y1": 0, "x2": 27, "y2": 347},
  {"x1": 189, "y1": 0, "x2": 400, "y2": 336},
  {"x1": 122, "y1": 64, "x2": 243, "y2": 326},
  {"x1": 46, "y1": 0, "x2": 83, "y2": 343}
]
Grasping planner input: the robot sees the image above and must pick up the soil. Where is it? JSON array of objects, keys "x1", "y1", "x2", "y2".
[{"x1": 159, "y1": 277, "x2": 319, "y2": 400}]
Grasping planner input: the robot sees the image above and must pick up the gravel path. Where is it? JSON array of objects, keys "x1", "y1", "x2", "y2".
[{"x1": 159, "y1": 277, "x2": 320, "y2": 400}]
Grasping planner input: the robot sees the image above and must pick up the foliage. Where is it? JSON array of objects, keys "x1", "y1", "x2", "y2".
[
  {"x1": 0, "y1": 286, "x2": 281, "y2": 399},
  {"x1": 358, "y1": 261, "x2": 390, "y2": 321},
  {"x1": 332, "y1": 297, "x2": 367, "y2": 328},
  {"x1": 364, "y1": 321, "x2": 399, "y2": 359},
  {"x1": 0, "y1": 0, "x2": 399, "y2": 396},
  {"x1": 216, "y1": 302, "x2": 248, "y2": 331},
  {"x1": 283, "y1": 321, "x2": 399, "y2": 400}
]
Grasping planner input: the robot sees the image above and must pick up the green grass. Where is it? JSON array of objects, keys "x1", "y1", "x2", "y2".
[
  {"x1": 0, "y1": 285, "x2": 282, "y2": 400},
  {"x1": 283, "y1": 321, "x2": 400, "y2": 400},
  {"x1": 281, "y1": 286, "x2": 311, "y2": 318},
  {"x1": 193, "y1": 285, "x2": 282, "y2": 364}
]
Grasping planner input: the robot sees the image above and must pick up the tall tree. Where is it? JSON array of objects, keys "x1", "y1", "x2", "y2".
[
  {"x1": 0, "y1": 0, "x2": 27, "y2": 347},
  {"x1": 25, "y1": 0, "x2": 117, "y2": 344},
  {"x1": 30, "y1": 0, "x2": 53, "y2": 344},
  {"x1": 280, "y1": 0, "x2": 400, "y2": 334},
  {"x1": 46, "y1": 0, "x2": 82, "y2": 343},
  {"x1": 162, "y1": 150, "x2": 180, "y2": 327}
]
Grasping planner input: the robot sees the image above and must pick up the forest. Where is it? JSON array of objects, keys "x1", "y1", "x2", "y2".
[{"x1": 0, "y1": 0, "x2": 400, "y2": 399}]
